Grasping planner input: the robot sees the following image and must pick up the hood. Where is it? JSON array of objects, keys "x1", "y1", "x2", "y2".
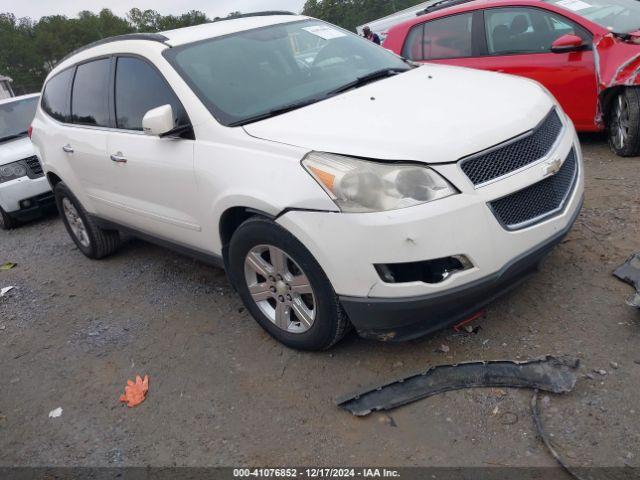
[
  {"x1": 0, "y1": 136, "x2": 35, "y2": 166},
  {"x1": 243, "y1": 65, "x2": 554, "y2": 163}
]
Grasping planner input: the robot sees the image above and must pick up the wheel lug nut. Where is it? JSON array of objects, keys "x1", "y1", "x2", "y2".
[
  {"x1": 269, "y1": 276, "x2": 275, "y2": 282},
  {"x1": 278, "y1": 295, "x2": 284, "y2": 302},
  {"x1": 270, "y1": 287, "x2": 276, "y2": 293},
  {"x1": 286, "y1": 294, "x2": 292, "y2": 301}
]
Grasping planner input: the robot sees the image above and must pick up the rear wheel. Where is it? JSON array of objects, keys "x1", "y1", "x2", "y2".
[
  {"x1": 608, "y1": 88, "x2": 640, "y2": 157},
  {"x1": 54, "y1": 182, "x2": 121, "y2": 259},
  {"x1": 0, "y1": 206, "x2": 19, "y2": 230},
  {"x1": 228, "y1": 217, "x2": 349, "y2": 351}
]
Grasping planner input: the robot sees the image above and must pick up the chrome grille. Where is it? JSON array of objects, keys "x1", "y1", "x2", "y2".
[
  {"x1": 489, "y1": 148, "x2": 578, "y2": 230},
  {"x1": 24, "y1": 155, "x2": 44, "y2": 178},
  {"x1": 461, "y1": 109, "x2": 563, "y2": 186}
]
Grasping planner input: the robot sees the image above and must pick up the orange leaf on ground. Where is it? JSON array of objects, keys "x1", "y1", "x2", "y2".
[{"x1": 119, "y1": 375, "x2": 149, "y2": 407}]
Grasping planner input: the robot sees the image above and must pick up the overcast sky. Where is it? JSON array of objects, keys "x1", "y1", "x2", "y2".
[{"x1": 0, "y1": 0, "x2": 308, "y2": 20}]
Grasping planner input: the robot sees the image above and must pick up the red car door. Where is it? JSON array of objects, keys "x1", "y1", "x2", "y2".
[{"x1": 462, "y1": 6, "x2": 599, "y2": 131}]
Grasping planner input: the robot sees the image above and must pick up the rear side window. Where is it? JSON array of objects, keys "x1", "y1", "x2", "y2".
[
  {"x1": 403, "y1": 13, "x2": 474, "y2": 60},
  {"x1": 71, "y1": 58, "x2": 110, "y2": 127},
  {"x1": 42, "y1": 69, "x2": 73, "y2": 122},
  {"x1": 114, "y1": 56, "x2": 188, "y2": 131}
]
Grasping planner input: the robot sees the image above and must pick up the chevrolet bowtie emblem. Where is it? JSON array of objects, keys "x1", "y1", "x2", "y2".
[{"x1": 542, "y1": 157, "x2": 563, "y2": 177}]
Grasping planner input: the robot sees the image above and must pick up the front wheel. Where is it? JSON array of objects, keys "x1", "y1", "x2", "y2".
[
  {"x1": 608, "y1": 88, "x2": 640, "y2": 157},
  {"x1": 228, "y1": 217, "x2": 350, "y2": 351}
]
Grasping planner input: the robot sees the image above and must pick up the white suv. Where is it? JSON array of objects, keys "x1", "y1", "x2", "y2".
[
  {"x1": 0, "y1": 94, "x2": 53, "y2": 229},
  {"x1": 31, "y1": 12, "x2": 584, "y2": 350}
]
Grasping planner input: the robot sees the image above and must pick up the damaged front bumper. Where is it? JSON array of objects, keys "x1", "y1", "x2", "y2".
[{"x1": 342, "y1": 197, "x2": 583, "y2": 342}]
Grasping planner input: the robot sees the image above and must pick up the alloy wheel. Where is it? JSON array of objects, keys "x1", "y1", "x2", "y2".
[
  {"x1": 612, "y1": 94, "x2": 631, "y2": 151},
  {"x1": 62, "y1": 197, "x2": 90, "y2": 248},
  {"x1": 244, "y1": 244, "x2": 316, "y2": 334}
]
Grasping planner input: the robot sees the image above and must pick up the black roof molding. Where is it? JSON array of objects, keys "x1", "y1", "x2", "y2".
[
  {"x1": 417, "y1": 0, "x2": 477, "y2": 16},
  {"x1": 59, "y1": 33, "x2": 169, "y2": 64},
  {"x1": 213, "y1": 11, "x2": 296, "y2": 22}
]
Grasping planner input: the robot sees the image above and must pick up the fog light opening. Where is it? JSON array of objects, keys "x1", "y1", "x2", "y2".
[{"x1": 375, "y1": 255, "x2": 474, "y2": 284}]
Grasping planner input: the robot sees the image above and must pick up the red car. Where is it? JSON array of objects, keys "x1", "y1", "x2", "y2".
[{"x1": 384, "y1": 0, "x2": 640, "y2": 156}]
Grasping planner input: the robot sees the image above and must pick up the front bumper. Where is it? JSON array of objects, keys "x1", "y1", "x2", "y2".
[
  {"x1": 0, "y1": 176, "x2": 53, "y2": 218},
  {"x1": 340, "y1": 196, "x2": 582, "y2": 341}
]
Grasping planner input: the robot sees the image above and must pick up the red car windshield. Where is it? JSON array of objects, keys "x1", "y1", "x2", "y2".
[{"x1": 546, "y1": 0, "x2": 640, "y2": 34}]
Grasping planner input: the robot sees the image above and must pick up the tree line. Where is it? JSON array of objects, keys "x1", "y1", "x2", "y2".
[{"x1": 0, "y1": 1, "x2": 425, "y2": 94}]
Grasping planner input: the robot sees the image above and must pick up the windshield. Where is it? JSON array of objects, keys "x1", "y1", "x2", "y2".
[
  {"x1": 0, "y1": 96, "x2": 38, "y2": 143},
  {"x1": 546, "y1": 0, "x2": 640, "y2": 33},
  {"x1": 164, "y1": 19, "x2": 409, "y2": 126}
]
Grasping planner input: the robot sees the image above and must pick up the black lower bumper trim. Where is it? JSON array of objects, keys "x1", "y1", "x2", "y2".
[
  {"x1": 341, "y1": 196, "x2": 583, "y2": 342},
  {"x1": 10, "y1": 191, "x2": 55, "y2": 221}
]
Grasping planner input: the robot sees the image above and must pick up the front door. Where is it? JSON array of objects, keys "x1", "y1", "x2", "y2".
[
  {"x1": 469, "y1": 7, "x2": 599, "y2": 130},
  {"x1": 103, "y1": 56, "x2": 202, "y2": 246}
]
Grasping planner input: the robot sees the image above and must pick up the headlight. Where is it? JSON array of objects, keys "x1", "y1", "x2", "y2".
[
  {"x1": 302, "y1": 152, "x2": 457, "y2": 213},
  {"x1": 0, "y1": 161, "x2": 28, "y2": 184}
]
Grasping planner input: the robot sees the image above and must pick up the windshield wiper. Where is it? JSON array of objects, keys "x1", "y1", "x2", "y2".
[
  {"x1": 326, "y1": 68, "x2": 409, "y2": 96},
  {"x1": 0, "y1": 131, "x2": 28, "y2": 143},
  {"x1": 230, "y1": 98, "x2": 325, "y2": 126}
]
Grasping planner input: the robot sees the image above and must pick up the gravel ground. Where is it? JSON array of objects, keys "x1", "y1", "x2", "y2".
[{"x1": 0, "y1": 134, "x2": 639, "y2": 470}]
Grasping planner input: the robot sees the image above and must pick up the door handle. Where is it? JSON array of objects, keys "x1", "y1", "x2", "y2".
[
  {"x1": 62, "y1": 144, "x2": 74, "y2": 153},
  {"x1": 110, "y1": 152, "x2": 127, "y2": 164}
]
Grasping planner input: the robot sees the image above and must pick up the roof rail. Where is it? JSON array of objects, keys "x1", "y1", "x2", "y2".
[
  {"x1": 417, "y1": 0, "x2": 478, "y2": 15},
  {"x1": 59, "y1": 33, "x2": 169, "y2": 64},
  {"x1": 213, "y1": 11, "x2": 296, "y2": 22}
]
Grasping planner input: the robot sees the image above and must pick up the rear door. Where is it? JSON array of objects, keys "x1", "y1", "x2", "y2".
[
  {"x1": 402, "y1": 11, "x2": 485, "y2": 67},
  {"x1": 63, "y1": 58, "x2": 113, "y2": 207},
  {"x1": 471, "y1": 7, "x2": 598, "y2": 129},
  {"x1": 104, "y1": 55, "x2": 201, "y2": 245}
]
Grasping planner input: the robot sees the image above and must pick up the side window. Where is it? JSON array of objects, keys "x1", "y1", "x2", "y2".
[
  {"x1": 402, "y1": 24, "x2": 425, "y2": 61},
  {"x1": 484, "y1": 8, "x2": 590, "y2": 55},
  {"x1": 114, "y1": 57, "x2": 188, "y2": 131},
  {"x1": 42, "y1": 68, "x2": 74, "y2": 122},
  {"x1": 71, "y1": 58, "x2": 110, "y2": 127},
  {"x1": 422, "y1": 13, "x2": 474, "y2": 60}
]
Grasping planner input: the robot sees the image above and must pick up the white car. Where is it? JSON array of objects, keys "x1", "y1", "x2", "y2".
[
  {"x1": 30, "y1": 12, "x2": 584, "y2": 350},
  {"x1": 0, "y1": 94, "x2": 53, "y2": 229}
]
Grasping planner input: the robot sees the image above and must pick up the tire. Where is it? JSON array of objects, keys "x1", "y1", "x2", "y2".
[
  {"x1": 608, "y1": 87, "x2": 640, "y2": 157},
  {"x1": 54, "y1": 182, "x2": 121, "y2": 259},
  {"x1": 0, "y1": 206, "x2": 20, "y2": 230},
  {"x1": 228, "y1": 216, "x2": 350, "y2": 351}
]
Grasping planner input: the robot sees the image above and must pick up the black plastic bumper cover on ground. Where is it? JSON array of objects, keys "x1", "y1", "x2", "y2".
[
  {"x1": 340, "y1": 196, "x2": 583, "y2": 342},
  {"x1": 337, "y1": 355, "x2": 579, "y2": 416}
]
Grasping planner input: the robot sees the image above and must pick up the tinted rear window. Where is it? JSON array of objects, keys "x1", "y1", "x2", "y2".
[
  {"x1": 114, "y1": 57, "x2": 188, "y2": 131},
  {"x1": 42, "y1": 69, "x2": 73, "y2": 122},
  {"x1": 71, "y1": 58, "x2": 110, "y2": 127}
]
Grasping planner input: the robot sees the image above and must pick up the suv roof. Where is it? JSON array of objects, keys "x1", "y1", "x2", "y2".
[
  {"x1": 0, "y1": 93, "x2": 39, "y2": 106},
  {"x1": 161, "y1": 12, "x2": 306, "y2": 47},
  {"x1": 60, "y1": 11, "x2": 303, "y2": 64}
]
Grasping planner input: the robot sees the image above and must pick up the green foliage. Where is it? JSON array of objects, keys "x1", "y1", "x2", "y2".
[
  {"x1": 0, "y1": 2, "x2": 420, "y2": 94},
  {"x1": 302, "y1": 0, "x2": 426, "y2": 32},
  {"x1": 0, "y1": 8, "x2": 210, "y2": 94}
]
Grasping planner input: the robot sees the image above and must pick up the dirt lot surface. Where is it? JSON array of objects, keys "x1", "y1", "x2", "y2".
[{"x1": 0, "y1": 135, "x2": 639, "y2": 471}]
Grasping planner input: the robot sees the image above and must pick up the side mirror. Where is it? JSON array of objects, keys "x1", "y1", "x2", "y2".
[
  {"x1": 142, "y1": 104, "x2": 174, "y2": 136},
  {"x1": 551, "y1": 34, "x2": 585, "y2": 53}
]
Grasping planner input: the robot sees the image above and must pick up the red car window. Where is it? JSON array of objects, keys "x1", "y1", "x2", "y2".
[{"x1": 403, "y1": 13, "x2": 474, "y2": 60}]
